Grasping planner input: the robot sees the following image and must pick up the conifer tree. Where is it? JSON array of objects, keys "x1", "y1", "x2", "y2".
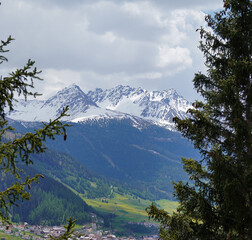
[
  {"x1": 0, "y1": 35, "x2": 70, "y2": 223},
  {"x1": 0, "y1": 4, "x2": 76, "y2": 237},
  {"x1": 147, "y1": 0, "x2": 252, "y2": 239}
]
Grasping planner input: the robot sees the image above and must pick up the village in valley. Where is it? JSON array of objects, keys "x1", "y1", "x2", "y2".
[{"x1": 0, "y1": 214, "x2": 159, "y2": 240}]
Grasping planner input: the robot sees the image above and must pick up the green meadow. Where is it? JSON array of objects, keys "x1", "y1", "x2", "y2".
[
  {"x1": 83, "y1": 193, "x2": 177, "y2": 231},
  {"x1": 85, "y1": 193, "x2": 150, "y2": 221},
  {"x1": 155, "y1": 199, "x2": 178, "y2": 214}
]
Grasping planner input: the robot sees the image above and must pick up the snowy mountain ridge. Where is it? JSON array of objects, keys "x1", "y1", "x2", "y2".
[
  {"x1": 87, "y1": 85, "x2": 190, "y2": 122},
  {"x1": 7, "y1": 84, "x2": 191, "y2": 130}
]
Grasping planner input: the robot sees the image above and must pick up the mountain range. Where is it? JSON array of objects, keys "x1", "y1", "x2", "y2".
[
  {"x1": 5, "y1": 84, "x2": 198, "y2": 229},
  {"x1": 6, "y1": 84, "x2": 197, "y2": 200},
  {"x1": 7, "y1": 84, "x2": 191, "y2": 130}
]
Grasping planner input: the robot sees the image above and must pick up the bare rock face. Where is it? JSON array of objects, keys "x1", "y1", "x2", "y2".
[{"x1": 87, "y1": 85, "x2": 191, "y2": 128}]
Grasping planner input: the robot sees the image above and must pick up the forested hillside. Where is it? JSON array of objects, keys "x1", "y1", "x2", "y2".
[
  {"x1": 31, "y1": 150, "x2": 112, "y2": 199},
  {"x1": 10, "y1": 118, "x2": 198, "y2": 200},
  {"x1": 0, "y1": 166, "x2": 94, "y2": 226},
  {"x1": 31, "y1": 149, "x2": 171, "y2": 200}
]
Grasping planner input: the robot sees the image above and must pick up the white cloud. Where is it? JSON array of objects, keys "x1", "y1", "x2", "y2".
[
  {"x1": 157, "y1": 46, "x2": 192, "y2": 70},
  {"x1": 0, "y1": 0, "x2": 223, "y2": 101}
]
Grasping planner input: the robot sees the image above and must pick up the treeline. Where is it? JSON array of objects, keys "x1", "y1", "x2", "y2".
[
  {"x1": 8, "y1": 122, "x2": 184, "y2": 201},
  {"x1": 31, "y1": 150, "x2": 171, "y2": 200},
  {"x1": 1, "y1": 166, "x2": 93, "y2": 226},
  {"x1": 32, "y1": 150, "x2": 114, "y2": 199},
  {"x1": 12, "y1": 188, "x2": 91, "y2": 226}
]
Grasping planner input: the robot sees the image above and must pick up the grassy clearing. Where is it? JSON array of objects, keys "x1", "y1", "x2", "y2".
[
  {"x1": 155, "y1": 199, "x2": 178, "y2": 214},
  {"x1": 84, "y1": 193, "x2": 151, "y2": 232},
  {"x1": 83, "y1": 193, "x2": 178, "y2": 231},
  {"x1": 84, "y1": 193, "x2": 150, "y2": 222}
]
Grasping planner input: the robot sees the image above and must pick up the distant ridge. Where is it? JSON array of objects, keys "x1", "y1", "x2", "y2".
[{"x1": 7, "y1": 84, "x2": 191, "y2": 130}]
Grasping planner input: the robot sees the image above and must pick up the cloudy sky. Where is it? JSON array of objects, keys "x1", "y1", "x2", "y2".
[{"x1": 0, "y1": 0, "x2": 222, "y2": 101}]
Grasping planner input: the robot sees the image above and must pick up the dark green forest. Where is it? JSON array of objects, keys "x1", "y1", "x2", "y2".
[
  {"x1": 1, "y1": 166, "x2": 93, "y2": 226},
  {"x1": 32, "y1": 150, "x2": 112, "y2": 199},
  {"x1": 147, "y1": 0, "x2": 252, "y2": 239},
  {"x1": 10, "y1": 117, "x2": 198, "y2": 201},
  {"x1": 31, "y1": 148, "x2": 177, "y2": 201}
]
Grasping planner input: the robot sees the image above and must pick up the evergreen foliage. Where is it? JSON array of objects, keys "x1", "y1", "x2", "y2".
[
  {"x1": 31, "y1": 150, "x2": 113, "y2": 199},
  {"x1": 50, "y1": 218, "x2": 78, "y2": 240},
  {"x1": 147, "y1": 0, "x2": 252, "y2": 239},
  {"x1": 6, "y1": 166, "x2": 93, "y2": 226},
  {"x1": 0, "y1": 20, "x2": 70, "y2": 224},
  {"x1": 125, "y1": 223, "x2": 158, "y2": 235},
  {"x1": 37, "y1": 119, "x2": 197, "y2": 200}
]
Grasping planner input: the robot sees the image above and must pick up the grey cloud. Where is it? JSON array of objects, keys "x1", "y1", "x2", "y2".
[
  {"x1": 0, "y1": 0, "x2": 222, "y2": 101},
  {"x1": 0, "y1": 0, "x2": 189, "y2": 72},
  {"x1": 149, "y1": 0, "x2": 222, "y2": 11},
  {"x1": 20, "y1": 0, "x2": 222, "y2": 11}
]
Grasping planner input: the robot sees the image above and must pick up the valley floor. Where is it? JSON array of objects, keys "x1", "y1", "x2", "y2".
[
  {"x1": 0, "y1": 221, "x2": 159, "y2": 240},
  {"x1": 83, "y1": 193, "x2": 178, "y2": 233}
]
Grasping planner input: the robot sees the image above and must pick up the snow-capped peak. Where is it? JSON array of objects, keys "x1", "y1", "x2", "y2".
[
  {"x1": 87, "y1": 85, "x2": 191, "y2": 123},
  {"x1": 43, "y1": 84, "x2": 97, "y2": 110},
  {"x1": 7, "y1": 84, "x2": 98, "y2": 122},
  {"x1": 7, "y1": 84, "x2": 191, "y2": 130}
]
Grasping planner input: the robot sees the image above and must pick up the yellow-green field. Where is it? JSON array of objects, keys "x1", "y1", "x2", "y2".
[
  {"x1": 155, "y1": 199, "x2": 178, "y2": 214},
  {"x1": 83, "y1": 193, "x2": 178, "y2": 230},
  {"x1": 84, "y1": 193, "x2": 150, "y2": 222}
]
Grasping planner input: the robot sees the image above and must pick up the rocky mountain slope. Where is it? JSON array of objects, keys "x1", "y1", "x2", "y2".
[
  {"x1": 6, "y1": 84, "x2": 196, "y2": 200},
  {"x1": 87, "y1": 85, "x2": 190, "y2": 123},
  {"x1": 10, "y1": 118, "x2": 198, "y2": 200},
  {"x1": 7, "y1": 84, "x2": 191, "y2": 130}
]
